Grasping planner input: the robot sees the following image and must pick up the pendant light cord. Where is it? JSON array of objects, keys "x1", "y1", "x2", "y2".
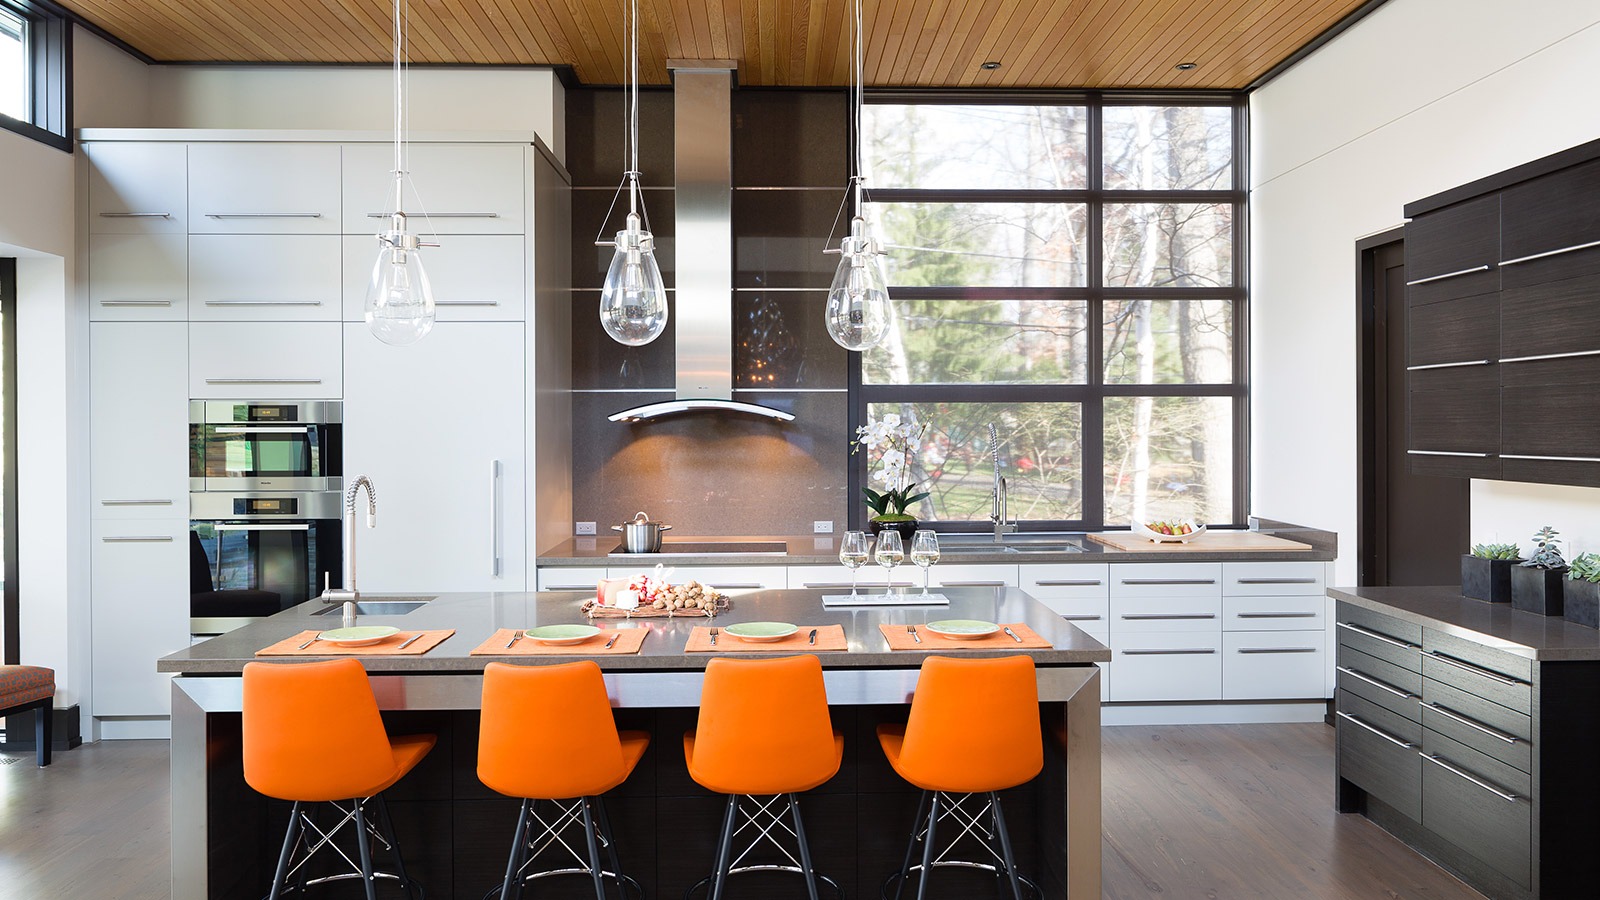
[
  {"x1": 627, "y1": 0, "x2": 640, "y2": 219},
  {"x1": 391, "y1": 0, "x2": 404, "y2": 214},
  {"x1": 852, "y1": 0, "x2": 864, "y2": 220}
]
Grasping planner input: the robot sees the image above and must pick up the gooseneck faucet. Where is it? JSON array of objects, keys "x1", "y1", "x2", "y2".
[
  {"x1": 989, "y1": 424, "x2": 1016, "y2": 542},
  {"x1": 322, "y1": 475, "x2": 377, "y2": 618}
]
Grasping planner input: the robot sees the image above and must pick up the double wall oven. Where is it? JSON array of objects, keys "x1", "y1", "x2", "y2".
[{"x1": 189, "y1": 401, "x2": 343, "y2": 635}]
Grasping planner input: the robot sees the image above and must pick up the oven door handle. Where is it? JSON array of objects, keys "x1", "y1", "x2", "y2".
[
  {"x1": 210, "y1": 523, "x2": 313, "y2": 531},
  {"x1": 210, "y1": 425, "x2": 316, "y2": 434}
]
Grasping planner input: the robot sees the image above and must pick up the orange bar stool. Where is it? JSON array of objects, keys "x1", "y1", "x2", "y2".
[
  {"x1": 684, "y1": 655, "x2": 844, "y2": 900},
  {"x1": 877, "y1": 655, "x2": 1044, "y2": 900},
  {"x1": 478, "y1": 660, "x2": 650, "y2": 900},
  {"x1": 242, "y1": 658, "x2": 436, "y2": 900}
]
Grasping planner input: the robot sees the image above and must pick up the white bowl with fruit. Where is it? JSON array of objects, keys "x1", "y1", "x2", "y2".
[{"x1": 1132, "y1": 520, "x2": 1207, "y2": 543}]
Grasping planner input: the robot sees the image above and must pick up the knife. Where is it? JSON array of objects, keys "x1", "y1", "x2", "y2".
[
  {"x1": 397, "y1": 632, "x2": 425, "y2": 650},
  {"x1": 1002, "y1": 626, "x2": 1022, "y2": 643},
  {"x1": 808, "y1": 628, "x2": 818, "y2": 645},
  {"x1": 603, "y1": 633, "x2": 619, "y2": 650}
]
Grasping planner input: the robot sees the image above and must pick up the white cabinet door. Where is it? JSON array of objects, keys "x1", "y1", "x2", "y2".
[
  {"x1": 87, "y1": 142, "x2": 186, "y2": 233},
  {"x1": 90, "y1": 519, "x2": 189, "y2": 717},
  {"x1": 1222, "y1": 594, "x2": 1325, "y2": 631},
  {"x1": 1222, "y1": 561, "x2": 1326, "y2": 596},
  {"x1": 342, "y1": 143, "x2": 525, "y2": 234},
  {"x1": 341, "y1": 234, "x2": 525, "y2": 322},
  {"x1": 537, "y1": 568, "x2": 608, "y2": 593},
  {"x1": 343, "y1": 322, "x2": 526, "y2": 591},
  {"x1": 190, "y1": 235, "x2": 342, "y2": 321},
  {"x1": 189, "y1": 143, "x2": 341, "y2": 233},
  {"x1": 1021, "y1": 564, "x2": 1110, "y2": 625},
  {"x1": 1222, "y1": 631, "x2": 1326, "y2": 700},
  {"x1": 1109, "y1": 562, "x2": 1223, "y2": 599},
  {"x1": 189, "y1": 322, "x2": 343, "y2": 399},
  {"x1": 924, "y1": 564, "x2": 1019, "y2": 588},
  {"x1": 1108, "y1": 632, "x2": 1222, "y2": 702},
  {"x1": 787, "y1": 565, "x2": 918, "y2": 591},
  {"x1": 90, "y1": 323, "x2": 189, "y2": 518},
  {"x1": 89, "y1": 234, "x2": 187, "y2": 321}
]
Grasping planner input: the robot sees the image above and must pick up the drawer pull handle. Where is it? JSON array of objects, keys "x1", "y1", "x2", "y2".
[
  {"x1": 1237, "y1": 611, "x2": 1318, "y2": 619},
  {"x1": 1061, "y1": 614, "x2": 1102, "y2": 621},
  {"x1": 101, "y1": 535, "x2": 175, "y2": 543},
  {"x1": 434, "y1": 300, "x2": 502, "y2": 307},
  {"x1": 941, "y1": 581, "x2": 1005, "y2": 587},
  {"x1": 1501, "y1": 454, "x2": 1600, "y2": 463},
  {"x1": 1121, "y1": 613, "x2": 1216, "y2": 620},
  {"x1": 1425, "y1": 703, "x2": 1522, "y2": 744},
  {"x1": 1425, "y1": 651, "x2": 1524, "y2": 687},
  {"x1": 1336, "y1": 621, "x2": 1419, "y2": 651},
  {"x1": 1405, "y1": 264, "x2": 1490, "y2": 286},
  {"x1": 1336, "y1": 711, "x2": 1414, "y2": 748},
  {"x1": 204, "y1": 300, "x2": 325, "y2": 307},
  {"x1": 1122, "y1": 648, "x2": 1215, "y2": 656},
  {"x1": 804, "y1": 582, "x2": 914, "y2": 589},
  {"x1": 1336, "y1": 666, "x2": 1415, "y2": 699},
  {"x1": 205, "y1": 212, "x2": 323, "y2": 219},
  {"x1": 366, "y1": 212, "x2": 501, "y2": 219},
  {"x1": 543, "y1": 585, "x2": 596, "y2": 592},
  {"x1": 1235, "y1": 577, "x2": 1319, "y2": 585},
  {"x1": 706, "y1": 583, "x2": 763, "y2": 590},
  {"x1": 100, "y1": 499, "x2": 174, "y2": 506},
  {"x1": 1120, "y1": 578, "x2": 1216, "y2": 585},
  {"x1": 1499, "y1": 237, "x2": 1600, "y2": 267},
  {"x1": 1034, "y1": 579, "x2": 1103, "y2": 587},
  {"x1": 1424, "y1": 754, "x2": 1519, "y2": 802},
  {"x1": 1407, "y1": 450, "x2": 1494, "y2": 458},
  {"x1": 99, "y1": 300, "x2": 174, "y2": 307},
  {"x1": 1238, "y1": 647, "x2": 1318, "y2": 654},
  {"x1": 1405, "y1": 359, "x2": 1492, "y2": 371},
  {"x1": 204, "y1": 378, "x2": 324, "y2": 385},
  {"x1": 1499, "y1": 348, "x2": 1600, "y2": 364},
  {"x1": 98, "y1": 211, "x2": 172, "y2": 218}
]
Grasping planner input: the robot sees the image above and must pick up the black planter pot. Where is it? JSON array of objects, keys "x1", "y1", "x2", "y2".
[
  {"x1": 1461, "y1": 555, "x2": 1520, "y2": 603},
  {"x1": 1511, "y1": 564, "x2": 1567, "y2": 616},
  {"x1": 1564, "y1": 579, "x2": 1600, "y2": 628},
  {"x1": 868, "y1": 518, "x2": 919, "y2": 541}
]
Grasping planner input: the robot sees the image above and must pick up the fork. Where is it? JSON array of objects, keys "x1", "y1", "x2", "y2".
[
  {"x1": 710, "y1": 627, "x2": 719, "y2": 647},
  {"x1": 907, "y1": 624, "x2": 921, "y2": 644}
]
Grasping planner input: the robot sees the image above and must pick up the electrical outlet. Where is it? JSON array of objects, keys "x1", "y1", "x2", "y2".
[
  {"x1": 575, "y1": 521, "x2": 597, "y2": 535},
  {"x1": 813, "y1": 521, "x2": 834, "y2": 534}
]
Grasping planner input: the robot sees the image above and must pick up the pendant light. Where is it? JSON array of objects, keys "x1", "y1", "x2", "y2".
[
  {"x1": 597, "y1": 0, "x2": 668, "y2": 347},
  {"x1": 364, "y1": 0, "x2": 435, "y2": 346},
  {"x1": 824, "y1": 0, "x2": 891, "y2": 352}
]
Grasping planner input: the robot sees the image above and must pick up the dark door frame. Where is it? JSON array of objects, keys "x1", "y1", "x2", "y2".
[
  {"x1": 1356, "y1": 227, "x2": 1405, "y2": 588},
  {"x1": 2, "y1": 258, "x2": 16, "y2": 665}
]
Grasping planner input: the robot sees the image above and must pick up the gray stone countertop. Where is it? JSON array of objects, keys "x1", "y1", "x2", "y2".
[
  {"x1": 1330, "y1": 585, "x2": 1600, "y2": 661},
  {"x1": 159, "y1": 587, "x2": 1112, "y2": 675}
]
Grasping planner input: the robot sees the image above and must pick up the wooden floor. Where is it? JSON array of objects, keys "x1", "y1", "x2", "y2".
[{"x1": 0, "y1": 724, "x2": 1483, "y2": 899}]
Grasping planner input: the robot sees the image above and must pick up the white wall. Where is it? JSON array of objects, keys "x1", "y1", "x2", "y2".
[
  {"x1": 73, "y1": 28, "x2": 152, "y2": 127},
  {"x1": 1250, "y1": 0, "x2": 1600, "y2": 584}
]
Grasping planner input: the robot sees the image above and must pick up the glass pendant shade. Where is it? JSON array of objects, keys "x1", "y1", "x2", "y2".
[
  {"x1": 365, "y1": 238, "x2": 436, "y2": 346},
  {"x1": 599, "y1": 216, "x2": 669, "y2": 346},
  {"x1": 825, "y1": 220, "x2": 891, "y2": 350}
]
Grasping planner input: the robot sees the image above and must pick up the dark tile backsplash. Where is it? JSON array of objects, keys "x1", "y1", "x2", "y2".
[
  {"x1": 733, "y1": 90, "x2": 849, "y2": 187},
  {"x1": 734, "y1": 291, "x2": 847, "y2": 390}
]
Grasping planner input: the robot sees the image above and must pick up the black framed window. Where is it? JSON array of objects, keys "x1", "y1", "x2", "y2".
[
  {"x1": 852, "y1": 92, "x2": 1247, "y2": 532},
  {"x1": 2, "y1": 258, "x2": 17, "y2": 665},
  {"x1": 0, "y1": 0, "x2": 69, "y2": 151}
]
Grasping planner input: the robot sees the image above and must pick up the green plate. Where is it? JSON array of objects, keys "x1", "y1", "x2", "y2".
[
  {"x1": 317, "y1": 625, "x2": 401, "y2": 647},
  {"x1": 925, "y1": 619, "x2": 999, "y2": 641},
  {"x1": 724, "y1": 621, "x2": 798, "y2": 643},
  {"x1": 525, "y1": 624, "x2": 602, "y2": 646}
]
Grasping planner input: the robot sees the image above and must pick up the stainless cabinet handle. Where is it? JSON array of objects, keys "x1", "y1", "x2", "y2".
[
  {"x1": 707, "y1": 583, "x2": 764, "y2": 590},
  {"x1": 1499, "y1": 348, "x2": 1600, "y2": 364},
  {"x1": 1337, "y1": 711, "x2": 1414, "y2": 748},
  {"x1": 214, "y1": 523, "x2": 311, "y2": 532},
  {"x1": 100, "y1": 499, "x2": 174, "y2": 506},
  {"x1": 1405, "y1": 264, "x2": 1490, "y2": 286},
  {"x1": 1424, "y1": 754, "x2": 1518, "y2": 802},
  {"x1": 203, "y1": 300, "x2": 324, "y2": 307},
  {"x1": 1237, "y1": 611, "x2": 1318, "y2": 619},
  {"x1": 205, "y1": 213, "x2": 323, "y2": 218},
  {"x1": 941, "y1": 581, "x2": 1006, "y2": 587},
  {"x1": 211, "y1": 425, "x2": 315, "y2": 434},
  {"x1": 803, "y1": 582, "x2": 913, "y2": 588},
  {"x1": 1425, "y1": 702, "x2": 1522, "y2": 744},
  {"x1": 98, "y1": 300, "x2": 174, "y2": 307},
  {"x1": 489, "y1": 459, "x2": 502, "y2": 578},
  {"x1": 1238, "y1": 647, "x2": 1318, "y2": 654},
  {"x1": 366, "y1": 212, "x2": 500, "y2": 218},
  {"x1": 1122, "y1": 648, "x2": 1216, "y2": 656},
  {"x1": 1407, "y1": 450, "x2": 1494, "y2": 457},
  {"x1": 434, "y1": 300, "x2": 501, "y2": 307},
  {"x1": 1035, "y1": 579, "x2": 1103, "y2": 586},
  {"x1": 1425, "y1": 651, "x2": 1523, "y2": 686},
  {"x1": 1499, "y1": 237, "x2": 1600, "y2": 267},
  {"x1": 101, "y1": 535, "x2": 175, "y2": 543},
  {"x1": 1121, "y1": 613, "x2": 1216, "y2": 620},
  {"x1": 1405, "y1": 359, "x2": 1492, "y2": 371},
  {"x1": 1120, "y1": 578, "x2": 1216, "y2": 585},
  {"x1": 1501, "y1": 454, "x2": 1600, "y2": 463},
  {"x1": 1061, "y1": 614, "x2": 1102, "y2": 621},
  {"x1": 98, "y1": 212, "x2": 172, "y2": 218},
  {"x1": 205, "y1": 378, "x2": 323, "y2": 385},
  {"x1": 1235, "y1": 577, "x2": 1319, "y2": 585},
  {"x1": 1336, "y1": 665, "x2": 1416, "y2": 699},
  {"x1": 1336, "y1": 621, "x2": 1419, "y2": 650},
  {"x1": 544, "y1": 585, "x2": 595, "y2": 592}
]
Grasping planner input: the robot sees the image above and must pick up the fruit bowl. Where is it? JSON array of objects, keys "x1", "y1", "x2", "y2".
[{"x1": 1132, "y1": 520, "x2": 1207, "y2": 543}]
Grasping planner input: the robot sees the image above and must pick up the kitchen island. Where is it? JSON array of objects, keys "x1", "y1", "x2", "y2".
[{"x1": 160, "y1": 587, "x2": 1108, "y2": 900}]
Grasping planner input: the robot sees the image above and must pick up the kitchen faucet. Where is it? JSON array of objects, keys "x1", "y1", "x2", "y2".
[
  {"x1": 989, "y1": 424, "x2": 1016, "y2": 542},
  {"x1": 322, "y1": 475, "x2": 377, "y2": 618}
]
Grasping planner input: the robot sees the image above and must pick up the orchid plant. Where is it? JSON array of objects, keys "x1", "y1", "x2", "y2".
[{"x1": 854, "y1": 413, "x2": 930, "y2": 521}]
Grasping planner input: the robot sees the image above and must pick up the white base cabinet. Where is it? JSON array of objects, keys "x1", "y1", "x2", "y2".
[
  {"x1": 89, "y1": 322, "x2": 190, "y2": 518},
  {"x1": 90, "y1": 519, "x2": 189, "y2": 717}
]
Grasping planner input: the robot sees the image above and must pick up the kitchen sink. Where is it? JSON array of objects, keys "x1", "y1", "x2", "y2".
[
  {"x1": 939, "y1": 543, "x2": 1085, "y2": 555},
  {"x1": 312, "y1": 597, "x2": 435, "y2": 616}
]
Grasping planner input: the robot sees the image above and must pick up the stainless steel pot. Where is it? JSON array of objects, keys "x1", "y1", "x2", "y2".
[{"x1": 612, "y1": 511, "x2": 672, "y2": 553}]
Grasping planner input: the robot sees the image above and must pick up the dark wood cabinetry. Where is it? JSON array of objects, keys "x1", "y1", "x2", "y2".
[{"x1": 1403, "y1": 137, "x2": 1600, "y2": 486}]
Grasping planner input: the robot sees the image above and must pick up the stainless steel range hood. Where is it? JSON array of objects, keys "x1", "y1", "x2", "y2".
[{"x1": 608, "y1": 62, "x2": 795, "y2": 424}]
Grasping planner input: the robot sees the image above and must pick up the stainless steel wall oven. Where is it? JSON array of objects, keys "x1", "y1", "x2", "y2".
[
  {"x1": 189, "y1": 491, "x2": 341, "y2": 636},
  {"x1": 190, "y1": 400, "x2": 341, "y2": 492}
]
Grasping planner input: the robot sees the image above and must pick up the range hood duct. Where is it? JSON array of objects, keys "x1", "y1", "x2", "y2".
[{"x1": 608, "y1": 62, "x2": 794, "y2": 424}]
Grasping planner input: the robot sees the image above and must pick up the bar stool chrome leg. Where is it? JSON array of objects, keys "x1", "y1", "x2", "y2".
[
  {"x1": 485, "y1": 797, "x2": 643, "y2": 900},
  {"x1": 686, "y1": 794, "x2": 844, "y2": 900},
  {"x1": 881, "y1": 791, "x2": 1040, "y2": 900}
]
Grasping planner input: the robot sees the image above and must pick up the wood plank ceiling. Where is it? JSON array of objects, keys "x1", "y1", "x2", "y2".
[{"x1": 59, "y1": 0, "x2": 1372, "y2": 89}]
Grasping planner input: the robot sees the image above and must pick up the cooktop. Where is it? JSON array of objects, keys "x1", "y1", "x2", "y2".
[{"x1": 608, "y1": 541, "x2": 789, "y2": 557}]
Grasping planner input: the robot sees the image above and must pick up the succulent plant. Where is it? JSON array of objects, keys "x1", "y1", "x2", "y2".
[
  {"x1": 1470, "y1": 542, "x2": 1522, "y2": 560},
  {"x1": 1519, "y1": 526, "x2": 1567, "y2": 570},
  {"x1": 1568, "y1": 552, "x2": 1600, "y2": 584}
]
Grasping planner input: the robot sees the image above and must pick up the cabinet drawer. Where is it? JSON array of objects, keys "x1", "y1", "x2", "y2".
[
  {"x1": 1499, "y1": 275, "x2": 1600, "y2": 361},
  {"x1": 1336, "y1": 605, "x2": 1422, "y2": 668},
  {"x1": 342, "y1": 234, "x2": 525, "y2": 322},
  {"x1": 1408, "y1": 292, "x2": 1499, "y2": 367},
  {"x1": 189, "y1": 143, "x2": 341, "y2": 233},
  {"x1": 1223, "y1": 631, "x2": 1324, "y2": 700},
  {"x1": 1110, "y1": 563, "x2": 1221, "y2": 599},
  {"x1": 1113, "y1": 594, "x2": 1222, "y2": 632},
  {"x1": 1337, "y1": 646, "x2": 1422, "y2": 721},
  {"x1": 1223, "y1": 594, "x2": 1323, "y2": 630},
  {"x1": 1221, "y1": 561, "x2": 1324, "y2": 595},
  {"x1": 190, "y1": 235, "x2": 341, "y2": 321},
  {"x1": 342, "y1": 143, "x2": 525, "y2": 234},
  {"x1": 87, "y1": 142, "x2": 187, "y2": 233},
  {"x1": 1108, "y1": 632, "x2": 1221, "y2": 702},
  {"x1": 606, "y1": 566, "x2": 787, "y2": 592},
  {"x1": 89, "y1": 234, "x2": 187, "y2": 321},
  {"x1": 189, "y1": 322, "x2": 343, "y2": 399},
  {"x1": 786, "y1": 565, "x2": 917, "y2": 590},
  {"x1": 1422, "y1": 630, "x2": 1532, "y2": 703},
  {"x1": 1421, "y1": 653, "x2": 1531, "y2": 715},
  {"x1": 537, "y1": 568, "x2": 608, "y2": 593},
  {"x1": 1035, "y1": 596, "x2": 1109, "y2": 627},
  {"x1": 1421, "y1": 695, "x2": 1532, "y2": 774},
  {"x1": 1409, "y1": 382, "x2": 1499, "y2": 455},
  {"x1": 1499, "y1": 241, "x2": 1600, "y2": 290},
  {"x1": 1337, "y1": 704, "x2": 1421, "y2": 822},
  {"x1": 1422, "y1": 732, "x2": 1532, "y2": 889},
  {"x1": 924, "y1": 564, "x2": 1018, "y2": 589},
  {"x1": 1338, "y1": 688, "x2": 1423, "y2": 746},
  {"x1": 1500, "y1": 156, "x2": 1600, "y2": 262},
  {"x1": 1020, "y1": 563, "x2": 1110, "y2": 598},
  {"x1": 1404, "y1": 194, "x2": 1500, "y2": 284}
]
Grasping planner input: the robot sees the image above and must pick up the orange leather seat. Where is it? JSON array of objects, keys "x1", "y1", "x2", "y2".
[
  {"x1": 877, "y1": 654, "x2": 1042, "y2": 793},
  {"x1": 684, "y1": 654, "x2": 843, "y2": 795}
]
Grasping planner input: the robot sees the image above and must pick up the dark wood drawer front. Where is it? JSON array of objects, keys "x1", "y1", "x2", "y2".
[
  {"x1": 1337, "y1": 603, "x2": 1422, "y2": 645},
  {"x1": 1407, "y1": 267, "x2": 1499, "y2": 308},
  {"x1": 1339, "y1": 689, "x2": 1422, "y2": 745},
  {"x1": 1336, "y1": 619, "x2": 1422, "y2": 673},
  {"x1": 1408, "y1": 293, "x2": 1499, "y2": 367},
  {"x1": 1500, "y1": 240, "x2": 1600, "y2": 289},
  {"x1": 1502, "y1": 382, "x2": 1600, "y2": 459},
  {"x1": 1501, "y1": 157, "x2": 1600, "y2": 261},
  {"x1": 1423, "y1": 629, "x2": 1533, "y2": 682},
  {"x1": 1422, "y1": 699, "x2": 1532, "y2": 774},
  {"x1": 1337, "y1": 645, "x2": 1423, "y2": 716},
  {"x1": 1407, "y1": 360, "x2": 1499, "y2": 394},
  {"x1": 1409, "y1": 386, "x2": 1499, "y2": 451},
  {"x1": 1421, "y1": 653, "x2": 1531, "y2": 715},
  {"x1": 1499, "y1": 350, "x2": 1600, "y2": 389},
  {"x1": 1423, "y1": 677, "x2": 1531, "y2": 740},
  {"x1": 1422, "y1": 730, "x2": 1532, "y2": 889},
  {"x1": 1501, "y1": 456, "x2": 1600, "y2": 488},
  {"x1": 1339, "y1": 708, "x2": 1421, "y2": 823},
  {"x1": 1406, "y1": 195, "x2": 1501, "y2": 282},
  {"x1": 1500, "y1": 275, "x2": 1600, "y2": 360}
]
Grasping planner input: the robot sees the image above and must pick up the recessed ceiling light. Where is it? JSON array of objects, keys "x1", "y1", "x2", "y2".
[
  {"x1": 980, "y1": 61, "x2": 1002, "y2": 70},
  {"x1": 1174, "y1": 62, "x2": 1198, "y2": 71}
]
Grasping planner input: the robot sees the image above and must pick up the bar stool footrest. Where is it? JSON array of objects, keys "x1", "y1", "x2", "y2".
[
  {"x1": 685, "y1": 867, "x2": 843, "y2": 900},
  {"x1": 880, "y1": 864, "x2": 1041, "y2": 900}
]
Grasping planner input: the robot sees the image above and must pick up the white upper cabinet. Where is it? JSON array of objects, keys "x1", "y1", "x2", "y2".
[
  {"x1": 341, "y1": 234, "x2": 525, "y2": 322},
  {"x1": 189, "y1": 322, "x2": 343, "y2": 399},
  {"x1": 190, "y1": 234, "x2": 341, "y2": 321},
  {"x1": 89, "y1": 234, "x2": 187, "y2": 321},
  {"x1": 90, "y1": 322, "x2": 190, "y2": 517},
  {"x1": 342, "y1": 143, "x2": 525, "y2": 234},
  {"x1": 188, "y1": 143, "x2": 341, "y2": 233},
  {"x1": 87, "y1": 142, "x2": 187, "y2": 234}
]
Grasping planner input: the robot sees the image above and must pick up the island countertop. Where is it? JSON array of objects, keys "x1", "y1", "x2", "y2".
[
  {"x1": 1331, "y1": 584, "x2": 1600, "y2": 661},
  {"x1": 159, "y1": 587, "x2": 1112, "y2": 674}
]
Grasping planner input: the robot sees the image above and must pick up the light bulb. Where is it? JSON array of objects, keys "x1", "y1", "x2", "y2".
[
  {"x1": 365, "y1": 219, "x2": 435, "y2": 346},
  {"x1": 825, "y1": 218, "x2": 891, "y2": 350},
  {"x1": 600, "y1": 214, "x2": 668, "y2": 346}
]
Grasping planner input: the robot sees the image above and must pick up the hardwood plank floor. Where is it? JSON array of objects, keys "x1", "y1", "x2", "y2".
[{"x1": 1, "y1": 725, "x2": 1483, "y2": 899}]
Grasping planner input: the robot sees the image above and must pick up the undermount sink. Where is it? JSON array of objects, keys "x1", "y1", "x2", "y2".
[
  {"x1": 312, "y1": 597, "x2": 435, "y2": 616},
  {"x1": 937, "y1": 537, "x2": 1087, "y2": 555}
]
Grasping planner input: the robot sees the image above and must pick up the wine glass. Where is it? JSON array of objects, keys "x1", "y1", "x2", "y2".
[
  {"x1": 839, "y1": 531, "x2": 870, "y2": 596},
  {"x1": 911, "y1": 530, "x2": 940, "y2": 597},
  {"x1": 875, "y1": 531, "x2": 904, "y2": 599}
]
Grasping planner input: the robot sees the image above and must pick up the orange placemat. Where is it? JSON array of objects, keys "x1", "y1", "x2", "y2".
[
  {"x1": 470, "y1": 627, "x2": 648, "y2": 656},
  {"x1": 256, "y1": 629, "x2": 456, "y2": 657},
  {"x1": 878, "y1": 622, "x2": 1052, "y2": 651},
  {"x1": 684, "y1": 624, "x2": 848, "y2": 652}
]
